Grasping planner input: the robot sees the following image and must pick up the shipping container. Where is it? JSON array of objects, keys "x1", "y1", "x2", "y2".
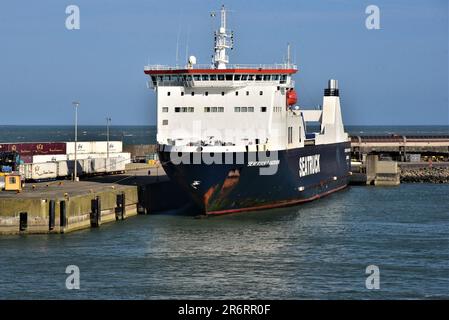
[
  {"x1": 66, "y1": 141, "x2": 94, "y2": 154},
  {"x1": 91, "y1": 158, "x2": 107, "y2": 173},
  {"x1": 33, "y1": 154, "x2": 67, "y2": 163},
  {"x1": 23, "y1": 163, "x2": 58, "y2": 180},
  {"x1": 106, "y1": 157, "x2": 126, "y2": 173},
  {"x1": 67, "y1": 153, "x2": 91, "y2": 160},
  {"x1": 66, "y1": 153, "x2": 109, "y2": 160},
  {"x1": 66, "y1": 159, "x2": 91, "y2": 175},
  {"x1": 0, "y1": 142, "x2": 66, "y2": 156},
  {"x1": 115, "y1": 152, "x2": 131, "y2": 165},
  {"x1": 57, "y1": 160, "x2": 69, "y2": 177},
  {"x1": 91, "y1": 141, "x2": 123, "y2": 154}
]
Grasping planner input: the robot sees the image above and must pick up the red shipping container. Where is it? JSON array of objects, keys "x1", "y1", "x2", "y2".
[{"x1": 0, "y1": 142, "x2": 66, "y2": 156}]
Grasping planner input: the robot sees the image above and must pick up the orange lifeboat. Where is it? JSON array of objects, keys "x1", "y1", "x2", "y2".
[{"x1": 286, "y1": 88, "x2": 298, "y2": 106}]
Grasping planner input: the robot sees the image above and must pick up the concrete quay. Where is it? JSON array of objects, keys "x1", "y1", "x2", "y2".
[{"x1": 0, "y1": 165, "x2": 194, "y2": 235}]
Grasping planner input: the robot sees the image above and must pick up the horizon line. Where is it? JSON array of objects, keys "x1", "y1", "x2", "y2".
[{"x1": 0, "y1": 124, "x2": 448, "y2": 127}]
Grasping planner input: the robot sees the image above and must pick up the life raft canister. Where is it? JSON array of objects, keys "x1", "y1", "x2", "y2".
[{"x1": 286, "y1": 88, "x2": 298, "y2": 106}]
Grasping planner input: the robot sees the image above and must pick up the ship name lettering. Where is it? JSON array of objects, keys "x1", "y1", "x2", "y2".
[{"x1": 299, "y1": 154, "x2": 320, "y2": 177}]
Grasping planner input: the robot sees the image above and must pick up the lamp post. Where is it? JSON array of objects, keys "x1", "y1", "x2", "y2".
[
  {"x1": 106, "y1": 117, "x2": 111, "y2": 159},
  {"x1": 72, "y1": 101, "x2": 80, "y2": 182}
]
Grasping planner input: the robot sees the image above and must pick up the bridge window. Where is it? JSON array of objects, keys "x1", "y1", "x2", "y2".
[
  {"x1": 272, "y1": 75, "x2": 279, "y2": 81},
  {"x1": 248, "y1": 75, "x2": 254, "y2": 81},
  {"x1": 218, "y1": 74, "x2": 225, "y2": 81},
  {"x1": 263, "y1": 75, "x2": 271, "y2": 81},
  {"x1": 280, "y1": 75, "x2": 287, "y2": 84},
  {"x1": 226, "y1": 74, "x2": 233, "y2": 81},
  {"x1": 205, "y1": 107, "x2": 223, "y2": 113},
  {"x1": 186, "y1": 75, "x2": 192, "y2": 81},
  {"x1": 255, "y1": 75, "x2": 263, "y2": 81},
  {"x1": 202, "y1": 75, "x2": 209, "y2": 81},
  {"x1": 210, "y1": 74, "x2": 217, "y2": 80},
  {"x1": 234, "y1": 74, "x2": 241, "y2": 81},
  {"x1": 193, "y1": 75, "x2": 201, "y2": 81},
  {"x1": 241, "y1": 75, "x2": 248, "y2": 81}
]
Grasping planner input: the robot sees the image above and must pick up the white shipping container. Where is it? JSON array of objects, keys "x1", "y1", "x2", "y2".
[
  {"x1": 64, "y1": 159, "x2": 90, "y2": 176},
  {"x1": 67, "y1": 153, "x2": 111, "y2": 160},
  {"x1": 66, "y1": 141, "x2": 94, "y2": 154},
  {"x1": 33, "y1": 154, "x2": 67, "y2": 163},
  {"x1": 106, "y1": 157, "x2": 126, "y2": 172},
  {"x1": 91, "y1": 141, "x2": 123, "y2": 154},
  {"x1": 24, "y1": 163, "x2": 58, "y2": 180},
  {"x1": 114, "y1": 152, "x2": 131, "y2": 164},
  {"x1": 81, "y1": 159, "x2": 92, "y2": 175},
  {"x1": 57, "y1": 161, "x2": 69, "y2": 177},
  {"x1": 91, "y1": 158, "x2": 106, "y2": 173},
  {"x1": 67, "y1": 153, "x2": 90, "y2": 160}
]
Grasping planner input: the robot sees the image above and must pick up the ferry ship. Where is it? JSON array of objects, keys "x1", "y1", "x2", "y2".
[{"x1": 144, "y1": 6, "x2": 351, "y2": 215}]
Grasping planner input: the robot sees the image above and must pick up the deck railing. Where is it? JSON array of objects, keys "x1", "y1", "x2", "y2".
[{"x1": 144, "y1": 63, "x2": 298, "y2": 71}]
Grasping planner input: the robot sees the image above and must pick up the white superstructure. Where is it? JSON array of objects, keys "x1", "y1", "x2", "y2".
[{"x1": 144, "y1": 5, "x2": 348, "y2": 154}]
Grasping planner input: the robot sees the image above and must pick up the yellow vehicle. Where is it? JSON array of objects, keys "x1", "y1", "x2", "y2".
[{"x1": 2, "y1": 173, "x2": 22, "y2": 191}]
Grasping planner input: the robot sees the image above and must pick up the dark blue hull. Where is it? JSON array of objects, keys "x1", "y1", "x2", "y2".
[{"x1": 159, "y1": 142, "x2": 351, "y2": 215}]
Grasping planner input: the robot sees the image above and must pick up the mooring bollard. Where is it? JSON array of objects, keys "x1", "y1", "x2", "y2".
[
  {"x1": 60, "y1": 200, "x2": 67, "y2": 228},
  {"x1": 19, "y1": 212, "x2": 27, "y2": 231},
  {"x1": 90, "y1": 196, "x2": 101, "y2": 227},
  {"x1": 49, "y1": 200, "x2": 55, "y2": 231},
  {"x1": 138, "y1": 186, "x2": 147, "y2": 215},
  {"x1": 116, "y1": 193, "x2": 125, "y2": 220}
]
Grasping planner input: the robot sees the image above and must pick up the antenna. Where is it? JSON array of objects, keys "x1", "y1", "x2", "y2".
[
  {"x1": 287, "y1": 43, "x2": 291, "y2": 67},
  {"x1": 185, "y1": 26, "x2": 190, "y2": 67},
  {"x1": 212, "y1": 5, "x2": 233, "y2": 69},
  {"x1": 175, "y1": 26, "x2": 181, "y2": 67}
]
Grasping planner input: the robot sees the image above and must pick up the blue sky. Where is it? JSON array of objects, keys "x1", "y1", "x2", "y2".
[{"x1": 0, "y1": 0, "x2": 447, "y2": 125}]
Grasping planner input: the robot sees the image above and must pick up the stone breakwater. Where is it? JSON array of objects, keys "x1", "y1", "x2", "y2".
[{"x1": 400, "y1": 167, "x2": 449, "y2": 183}]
